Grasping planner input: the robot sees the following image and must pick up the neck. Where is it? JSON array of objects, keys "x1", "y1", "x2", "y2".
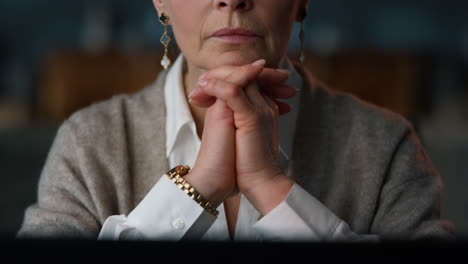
[{"x1": 183, "y1": 61, "x2": 208, "y2": 139}]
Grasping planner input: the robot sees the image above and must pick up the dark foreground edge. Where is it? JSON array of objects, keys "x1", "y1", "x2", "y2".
[{"x1": 1, "y1": 240, "x2": 467, "y2": 263}]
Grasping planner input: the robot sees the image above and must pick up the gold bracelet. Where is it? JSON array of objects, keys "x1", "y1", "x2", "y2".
[{"x1": 167, "y1": 165, "x2": 219, "y2": 217}]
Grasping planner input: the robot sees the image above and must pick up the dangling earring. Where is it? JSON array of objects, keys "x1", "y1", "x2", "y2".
[
  {"x1": 159, "y1": 12, "x2": 172, "y2": 70},
  {"x1": 298, "y1": 9, "x2": 307, "y2": 64}
]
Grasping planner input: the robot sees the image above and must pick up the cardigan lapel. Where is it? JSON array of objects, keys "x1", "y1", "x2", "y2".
[
  {"x1": 288, "y1": 65, "x2": 331, "y2": 198},
  {"x1": 128, "y1": 71, "x2": 170, "y2": 207}
]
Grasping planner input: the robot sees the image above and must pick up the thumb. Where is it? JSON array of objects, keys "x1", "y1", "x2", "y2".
[{"x1": 197, "y1": 99, "x2": 235, "y2": 164}]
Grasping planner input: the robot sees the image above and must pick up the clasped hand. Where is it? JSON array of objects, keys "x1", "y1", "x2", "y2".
[{"x1": 183, "y1": 59, "x2": 297, "y2": 215}]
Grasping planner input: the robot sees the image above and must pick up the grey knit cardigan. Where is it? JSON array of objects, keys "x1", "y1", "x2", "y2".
[{"x1": 17, "y1": 65, "x2": 453, "y2": 240}]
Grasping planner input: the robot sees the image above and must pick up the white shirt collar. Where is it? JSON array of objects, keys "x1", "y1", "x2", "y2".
[
  {"x1": 164, "y1": 55, "x2": 198, "y2": 159},
  {"x1": 164, "y1": 54, "x2": 302, "y2": 168}
]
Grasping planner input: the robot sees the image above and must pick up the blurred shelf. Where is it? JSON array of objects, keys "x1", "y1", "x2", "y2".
[{"x1": 38, "y1": 49, "x2": 421, "y2": 123}]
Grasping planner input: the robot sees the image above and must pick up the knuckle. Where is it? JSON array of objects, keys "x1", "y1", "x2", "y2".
[
  {"x1": 262, "y1": 105, "x2": 275, "y2": 118},
  {"x1": 206, "y1": 79, "x2": 224, "y2": 96},
  {"x1": 240, "y1": 66, "x2": 251, "y2": 76},
  {"x1": 262, "y1": 109, "x2": 271, "y2": 119},
  {"x1": 266, "y1": 99, "x2": 279, "y2": 114},
  {"x1": 270, "y1": 104, "x2": 279, "y2": 115},
  {"x1": 232, "y1": 66, "x2": 252, "y2": 83},
  {"x1": 250, "y1": 112, "x2": 262, "y2": 123},
  {"x1": 202, "y1": 79, "x2": 215, "y2": 93},
  {"x1": 226, "y1": 84, "x2": 241, "y2": 98}
]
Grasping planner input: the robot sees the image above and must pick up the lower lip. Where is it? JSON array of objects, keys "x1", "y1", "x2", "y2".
[{"x1": 212, "y1": 35, "x2": 259, "y2": 44}]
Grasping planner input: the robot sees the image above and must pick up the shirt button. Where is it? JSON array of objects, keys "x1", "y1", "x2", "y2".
[{"x1": 172, "y1": 218, "x2": 185, "y2": 230}]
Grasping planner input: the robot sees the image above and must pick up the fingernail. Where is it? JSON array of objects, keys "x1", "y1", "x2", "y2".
[
  {"x1": 198, "y1": 79, "x2": 208, "y2": 87},
  {"x1": 188, "y1": 98, "x2": 194, "y2": 104},
  {"x1": 189, "y1": 86, "x2": 201, "y2": 98},
  {"x1": 252, "y1": 59, "x2": 266, "y2": 67},
  {"x1": 276, "y1": 69, "x2": 291, "y2": 75},
  {"x1": 198, "y1": 72, "x2": 208, "y2": 81}
]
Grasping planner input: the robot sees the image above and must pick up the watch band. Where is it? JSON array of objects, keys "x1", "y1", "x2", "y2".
[{"x1": 167, "y1": 165, "x2": 219, "y2": 217}]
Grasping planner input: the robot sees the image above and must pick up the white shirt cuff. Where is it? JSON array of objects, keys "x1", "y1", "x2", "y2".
[
  {"x1": 253, "y1": 183, "x2": 378, "y2": 242},
  {"x1": 98, "y1": 174, "x2": 217, "y2": 240}
]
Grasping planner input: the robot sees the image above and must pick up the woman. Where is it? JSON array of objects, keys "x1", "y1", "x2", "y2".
[{"x1": 18, "y1": 0, "x2": 453, "y2": 241}]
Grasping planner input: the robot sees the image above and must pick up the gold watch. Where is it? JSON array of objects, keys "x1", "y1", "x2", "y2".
[{"x1": 167, "y1": 165, "x2": 219, "y2": 217}]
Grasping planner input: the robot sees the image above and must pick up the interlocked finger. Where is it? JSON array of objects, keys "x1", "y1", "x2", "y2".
[
  {"x1": 200, "y1": 79, "x2": 255, "y2": 118},
  {"x1": 264, "y1": 95, "x2": 280, "y2": 116},
  {"x1": 259, "y1": 84, "x2": 297, "y2": 99},
  {"x1": 244, "y1": 82, "x2": 269, "y2": 111}
]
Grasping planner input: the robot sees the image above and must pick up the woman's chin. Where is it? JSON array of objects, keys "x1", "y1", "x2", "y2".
[{"x1": 212, "y1": 51, "x2": 264, "y2": 67}]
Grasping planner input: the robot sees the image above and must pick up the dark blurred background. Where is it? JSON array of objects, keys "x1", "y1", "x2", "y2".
[{"x1": 0, "y1": 0, "x2": 467, "y2": 239}]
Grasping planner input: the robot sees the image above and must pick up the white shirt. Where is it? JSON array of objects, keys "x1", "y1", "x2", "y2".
[{"x1": 98, "y1": 55, "x2": 378, "y2": 242}]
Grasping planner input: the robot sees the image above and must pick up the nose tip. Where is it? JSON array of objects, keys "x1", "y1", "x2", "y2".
[{"x1": 215, "y1": 0, "x2": 252, "y2": 11}]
